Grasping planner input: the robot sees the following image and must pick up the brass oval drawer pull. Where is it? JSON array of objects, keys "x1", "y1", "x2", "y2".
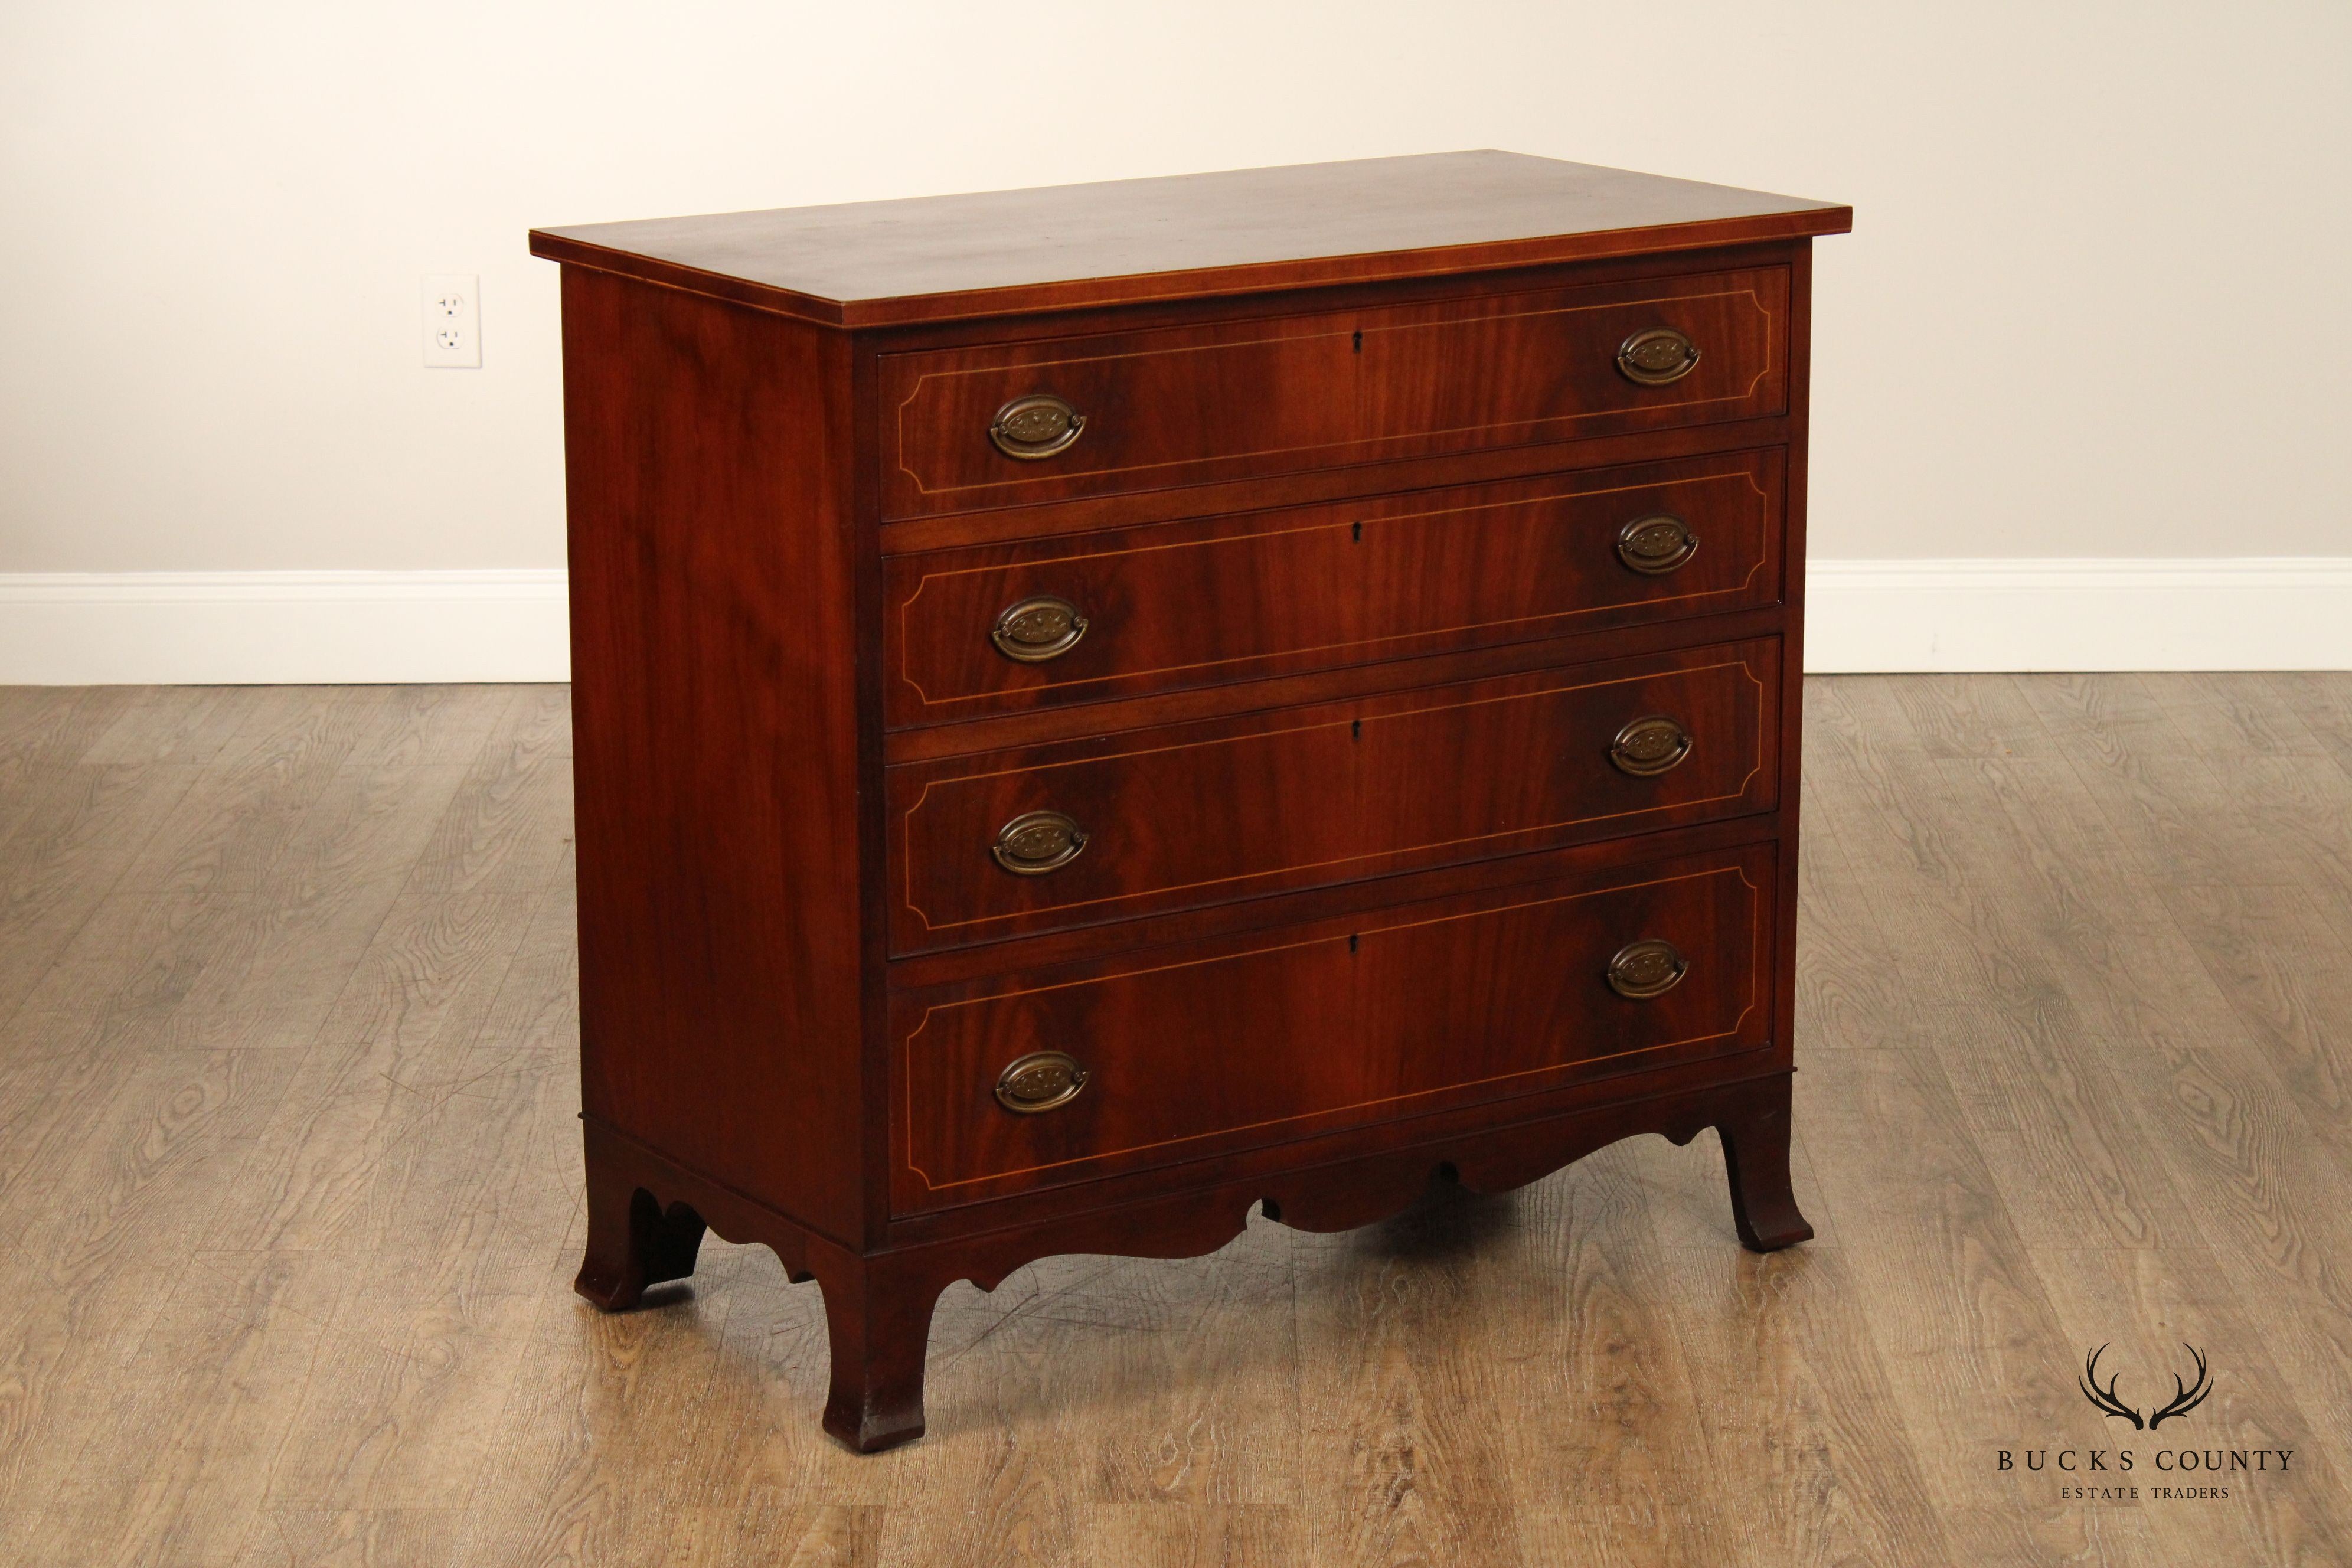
[
  {"x1": 1606, "y1": 939, "x2": 1688, "y2": 999},
  {"x1": 1616, "y1": 327, "x2": 1701, "y2": 387},
  {"x1": 990, "y1": 594, "x2": 1090, "y2": 663},
  {"x1": 989, "y1": 393, "x2": 1087, "y2": 460},
  {"x1": 1616, "y1": 513, "x2": 1699, "y2": 576},
  {"x1": 996, "y1": 1050, "x2": 1089, "y2": 1114},
  {"x1": 1609, "y1": 714, "x2": 1693, "y2": 777},
  {"x1": 992, "y1": 809, "x2": 1089, "y2": 875}
]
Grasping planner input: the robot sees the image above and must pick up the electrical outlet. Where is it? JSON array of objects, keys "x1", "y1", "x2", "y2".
[{"x1": 422, "y1": 272, "x2": 481, "y2": 368}]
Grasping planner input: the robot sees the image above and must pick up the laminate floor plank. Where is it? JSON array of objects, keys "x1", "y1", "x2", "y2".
[
  {"x1": 2026, "y1": 1239, "x2": 2351, "y2": 1568},
  {"x1": 1799, "y1": 1046, "x2": 2163, "y2": 1567},
  {"x1": 259, "y1": 1278, "x2": 543, "y2": 1513},
  {"x1": 1840, "y1": 672, "x2": 2066, "y2": 762},
  {"x1": 1955, "y1": 754, "x2": 2248, "y2": 1040},
  {"x1": 1934, "y1": 1014, "x2": 2197, "y2": 1253},
  {"x1": 2134, "y1": 672, "x2": 2329, "y2": 760},
  {"x1": 0, "y1": 1046, "x2": 314, "y2": 1515},
  {"x1": 2158, "y1": 880, "x2": 2352, "y2": 1131},
  {"x1": 446, "y1": 1289, "x2": 733, "y2": 1568},
  {"x1": 337, "y1": 687, "x2": 520, "y2": 770},
  {"x1": 77, "y1": 685, "x2": 276, "y2": 768},
  {"x1": 2015, "y1": 681, "x2": 2309, "y2": 891},
  {"x1": 1054, "y1": 1226, "x2": 1301, "y2": 1508},
  {"x1": 1648, "y1": 1235, "x2": 1952, "y2": 1567},
  {"x1": 660, "y1": 1242, "x2": 860, "y2": 1513},
  {"x1": 156, "y1": 763, "x2": 478, "y2": 1034},
  {"x1": 228, "y1": 1506, "x2": 469, "y2": 1568},
  {"x1": 2262, "y1": 671, "x2": 2352, "y2": 786},
  {"x1": 1076, "y1": 1502, "x2": 1299, "y2": 1568},
  {"x1": 864, "y1": 1240, "x2": 1276, "y2": 1566},
  {"x1": 2101, "y1": 1032, "x2": 2352, "y2": 1462},
  {"x1": 2, "y1": 737, "x2": 432, "y2": 1063},
  {"x1": 326, "y1": 1042, "x2": 583, "y2": 1322},
  {"x1": 397, "y1": 687, "x2": 573, "y2": 899},
  {"x1": 204, "y1": 685, "x2": 408, "y2": 785},
  {"x1": 1481, "y1": 1151, "x2": 1747, "y2": 1567},
  {"x1": 0, "y1": 687, "x2": 133, "y2": 841},
  {"x1": 0, "y1": 764, "x2": 204, "y2": 1025},
  {"x1": 2223, "y1": 754, "x2": 2352, "y2": 913},
  {"x1": 1802, "y1": 695, "x2": 2105, "y2": 1040},
  {"x1": 216, "y1": 888, "x2": 540, "y2": 1260},
  {"x1": 467, "y1": 870, "x2": 579, "y2": 1056},
  {"x1": 5, "y1": 678, "x2": 2352, "y2": 1564},
  {"x1": 2034, "y1": 677, "x2": 2352, "y2": 1159},
  {"x1": 2010, "y1": 672, "x2": 2200, "y2": 758},
  {"x1": 1288, "y1": 1195, "x2": 1527, "y2": 1568},
  {"x1": 1791, "y1": 764, "x2": 1928, "y2": 1051},
  {"x1": 32, "y1": 1248, "x2": 351, "y2": 1568}
]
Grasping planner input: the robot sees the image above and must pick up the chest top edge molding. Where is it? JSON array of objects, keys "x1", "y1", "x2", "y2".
[{"x1": 528, "y1": 151, "x2": 1851, "y2": 328}]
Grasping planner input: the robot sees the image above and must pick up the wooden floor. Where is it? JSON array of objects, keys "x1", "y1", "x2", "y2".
[{"x1": 3, "y1": 677, "x2": 2351, "y2": 1566}]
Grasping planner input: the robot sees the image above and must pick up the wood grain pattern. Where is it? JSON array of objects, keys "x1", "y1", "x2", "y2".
[
  {"x1": 891, "y1": 848, "x2": 1774, "y2": 1211},
  {"x1": 888, "y1": 640, "x2": 1778, "y2": 953},
  {"x1": 884, "y1": 449, "x2": 1782, "y2": 726},
  {"x1": 880, "y1": 266, "x2": 1786, "y2": 519},
  {"x1": 558, "y1": 267, "x2": 870, "y2": 1244},
  {"x1": 9, "y1": 678, "x2": 2352, "y2": 1560}
]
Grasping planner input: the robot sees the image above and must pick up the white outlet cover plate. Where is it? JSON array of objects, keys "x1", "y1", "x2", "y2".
[{"x1": 422, "y1": 272, "x2": 481, "y2": 368}]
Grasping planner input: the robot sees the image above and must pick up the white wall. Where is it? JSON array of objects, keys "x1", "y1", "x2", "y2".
[{"x1": 4, "y1": 2, "x2": 2349, "y2": 678}]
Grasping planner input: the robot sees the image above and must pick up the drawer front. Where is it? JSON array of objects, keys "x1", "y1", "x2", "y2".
[
  {"x1": 892, "y1": 845, "x2": 1775, "y2": 1213},
  {"x1": 887, "y1": 450, "x2": 1782, "y2": 727},
  {"x1": 888, "y1": 638, "x2": 1778, "y2": 955},
  {"x1": 881, "y1": 267, "x2": 1788, "y2": 520}
]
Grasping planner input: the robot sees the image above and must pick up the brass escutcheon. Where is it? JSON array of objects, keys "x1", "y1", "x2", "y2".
[
  {"x1": 989, "y1": 393, "x2": 1087, "y2": 460},
  {"x1": 1606, "y1": 938, "x2": 1688, "y2": 999},
  {"x1": 990, "y1": 594, "x2": 1089, "y2": 663},
  {"x1": 1615, "y1": 327, "x2": 1701, "y2": 387},
  {"x1": 991, "y1": 809, "x2": 1089, "y2": 876},
  {"x1": 995, "y1": 1050, "x2": 1089, "y2": 1114},
  {"x1": 1609, "y1": 714, "x2": 1694, "y2": 778},
  {"x1": 1615, "y1": 513, "x2": 1699, "y2": 576}
]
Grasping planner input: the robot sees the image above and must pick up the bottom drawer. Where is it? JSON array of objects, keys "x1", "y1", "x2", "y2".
[{"x1": 891, "y1": 844, "x2": 1776, "y2": 1214}]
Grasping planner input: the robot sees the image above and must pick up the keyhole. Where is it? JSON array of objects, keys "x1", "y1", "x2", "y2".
[{"x1": 1351, "y1": 521, "x2": 1362, "y2": 543}]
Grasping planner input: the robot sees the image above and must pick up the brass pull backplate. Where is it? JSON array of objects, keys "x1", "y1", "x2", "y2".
[
  {"x1": 1609, "y1": 714, "x2": 1694, "y2": 778},
  {"x1": 991, "y1": 594, "x2": 1089, "y2": 663},
  {"x1": 995, "y1": 1050, "x2": 1089, "y2": 1114},
  {"x1": 1606, "y1": 939, "x2": 1689, "y2": 999},
  {"x1": 1616, "y1": 327, "x2": 1701, "y2": 387},
  {"x1": 992, "y1": 809, "x2": 1089, "y2": 875},
  {"x1": 1616, "y1": 513, "x2": 1699, "y2": 576},
  {"x1": 989, "y1": 393, "x2": 1087, "y2": 460}
]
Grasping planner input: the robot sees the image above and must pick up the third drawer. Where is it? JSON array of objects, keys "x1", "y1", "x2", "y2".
[{"x1": 887, "y1": 636, "x2": 1780, "y2": 955}]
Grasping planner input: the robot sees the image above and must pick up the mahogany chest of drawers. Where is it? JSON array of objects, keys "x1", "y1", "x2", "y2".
[{"x1": 530, "y1": 152, "x2": 1850, "y2": 1452}]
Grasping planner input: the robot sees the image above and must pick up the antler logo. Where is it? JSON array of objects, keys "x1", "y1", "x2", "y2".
[{"x1": 2079, "y1": 1343, "x2": 2214, "y2": 1430}]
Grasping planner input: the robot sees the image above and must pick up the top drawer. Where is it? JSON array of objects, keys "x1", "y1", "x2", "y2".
[{"x1": 880, "y1": 266, "x2": 1788, "y2": 521}]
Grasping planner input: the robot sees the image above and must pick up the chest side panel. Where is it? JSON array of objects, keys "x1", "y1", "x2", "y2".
[{"x1": 563, "y1": 268, "x2": 869, "y2": 1240}]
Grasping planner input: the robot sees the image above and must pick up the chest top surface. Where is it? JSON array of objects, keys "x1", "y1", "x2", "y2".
[{"x1": 528, "y1": 151, "x2": 1849, "y2": 327}]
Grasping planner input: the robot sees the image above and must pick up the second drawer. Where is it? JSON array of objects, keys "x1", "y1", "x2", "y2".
[
  {"x1": 888, "y1": 637, "x2": 1779, "y2": 954},
  {"x1": 886, "y1": 449, "x2": 1784, "y2": 727}
]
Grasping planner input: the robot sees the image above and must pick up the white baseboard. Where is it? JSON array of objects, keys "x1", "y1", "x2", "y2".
[
  {"x1": 0, "y1": 570, "x2": 570, "y2": 685},
  {"x1": 1, "y1": 560, "x2": 2346, "y2": 684},
  {"x1": 1804, "y1": 557, "x2": 2352, "y2": 672}
]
